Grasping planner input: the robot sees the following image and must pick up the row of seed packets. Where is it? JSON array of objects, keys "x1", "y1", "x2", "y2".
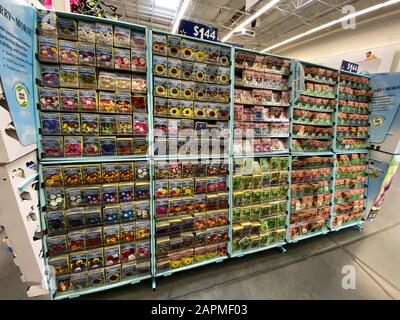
[
  {"x1": 55, "y1": 260, "x2": 149, "y2": 293},
  {"x1": 40, "y1": 112, "x2": 148, "y2": 136},
  {"x1": 45, "y1": 182, "x2": 151, "y2": 211},
  {"x1": 38, "y1": 12, "x2": 145, "y2": 49},
  {"x1": 153, "y1": 55, "x2": 230, "y2": 84},
  {"x1": 41, "y1": 135, "x2": 148, "y2": 158},
  {"x1": 46, "y1": 201, "x2": 150, "y2": 236},
  {"x1": 154, "y1": 77, "x2": 230, "y2": 103},
  {"x1": 43, "y1": 162, "x2": 148, "y2": 188},
  {"x1": 39, "y1": 37, "x2": 146, "y2": 71},
  {"x1": 152, "y1": 34, "x2": 230, "y2": 66},
  {"x1": 39, "y1": 88, "x2": 146, "y2": 112},
  {"x1": 41, "y1": 65, "x2": 147, "y2": 90}
]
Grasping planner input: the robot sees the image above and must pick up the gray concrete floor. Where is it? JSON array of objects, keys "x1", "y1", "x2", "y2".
[{"x1": 1, "y1": 175, "x2": 400, "y2": 300}]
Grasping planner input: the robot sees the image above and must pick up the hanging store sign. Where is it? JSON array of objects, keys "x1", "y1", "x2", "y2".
[
  {"x1": 292, "y1": 60, "x2": 305, "y2": 102},
  {"x1": 0, "y1": 0, "x2": 36, "y2": 145},
  {"x1": 178, "y1": 19, "x2": 219, "y2": 42},
  {"x1": 340, "y1": 60, "x2": 359, "y2": 73}
]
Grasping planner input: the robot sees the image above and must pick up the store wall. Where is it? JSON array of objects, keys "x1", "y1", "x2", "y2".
[{"x1": 275, "y1": 8, "x2": 400, "y2": 72}]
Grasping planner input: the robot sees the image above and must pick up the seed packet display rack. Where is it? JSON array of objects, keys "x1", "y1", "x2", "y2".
[
  {"x1": 30, "y1": 10, "x2": 373, "y2": 299},
  {"x1": 34, "y1": 11, "x2": 154, "y2": 299},
  {"x1": 150, "y1": 30, "x2": 233, "y2": 278}
]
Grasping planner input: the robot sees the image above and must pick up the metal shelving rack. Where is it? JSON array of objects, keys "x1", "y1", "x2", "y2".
[
  {"x1": 24, "y1": 9, "x2": 373, "y2": 299},
  {"x1": 150, "y1": 30, "x2": 233, "y2": 282},
  {"x1": 34, "y1": 10, "x2": 153, "y2": 299}
]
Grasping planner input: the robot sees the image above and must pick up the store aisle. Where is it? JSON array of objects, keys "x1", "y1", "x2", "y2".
[{"x1": 1, "y1": 175, "x2": 400, "y2": 300}]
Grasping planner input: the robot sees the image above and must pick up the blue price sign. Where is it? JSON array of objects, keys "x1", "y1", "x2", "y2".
[
  {"x1": 341, "y1": 60, "x2": 359, "y2": 73},
  {"x1": 178, "y1": 19, "x2": 219, "y2": 41}
]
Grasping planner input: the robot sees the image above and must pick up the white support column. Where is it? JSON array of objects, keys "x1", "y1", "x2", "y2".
[{"x1": 0, "y1": 151, "x2": 49, "y2": 298}]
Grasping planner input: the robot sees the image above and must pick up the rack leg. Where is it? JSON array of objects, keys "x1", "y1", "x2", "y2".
[
  {"x1": 278, "y1": 246, "x2": 287, "y2": 254},
  {"x1": 353, "y1": 224, "x2": 364, "y2": 231},
  {"x1": 152, "y1": 278, "x2": 157, "y2": 291}
]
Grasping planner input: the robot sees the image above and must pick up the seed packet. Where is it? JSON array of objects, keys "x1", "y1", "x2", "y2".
[
  {"x1": 206, "y1": 44, "x2": 219, "y2": 64},
  {"x1": 100, "y1": 164, "x2": 118, "y2": 184},
  {"x1": 135, "y1": 220, "x2": 150, "y2": 240},
  {"x1": 133, "y1": 113, "x2": 148, "y2": 135},
  {"x1": 47, "y1": 235, "x2": 67, "y2": 255},
  {"x1": 168, "y1": 79, "x2": 181, "y2": 98},
  {"x1": 118, "y1": 162, "x2": 133, "y2": 182},
  {"x1": 131, "y1": 31, "x2": 146, "y2": 50},
  {"x1": 41, "y1": 112, "x2": 60, "y2": 135},
  {"x1": 55, "y1": 274, "x2": 71, "y2": 292},
  {"x1": 83, "y1": 136, "x2": 100, "y2": 157},
  {"x1": 132, "y1": 75, "x2": 147, "y2": 92},
  {"x1": 167, "y1": 35, "x2": 181, "y2": 58},
  {"x1": 38, "y1": 36, "x2": 58, "y2": 63},
  {"x1": 65, "y1": 136, "x2": 82, "y2": 157},
  {"x1": 168, "y1": 58, "x2": 182, "y2": 78},
  {"x1": 135, "y1": 182, "x2": 150, "y2": 200},
  {"x1": 66, "y1": 187, "x2": 84, "y2": 208},
  {"x1": 195, "y1": 83, "x2": 207, "y2": 101},
  {"x1": 104, "y1": 245, "x2": 120, "y2": 266},
  {"x1": 116, "y1": 115, "x2": 133, "y2": 135},
  {"x1": 60, "y1": 89, "x2": 79, "y2": 111},
  {"x1": 85, "y1": 227, "x2": 103, "y2": 248},
  {"x1": 96, "y1": 23, "x2": 113, "y2": 46},
  {"x1": 78, "y1": 21, "x2": 96, "y2": 43},
  {"x1": 114, "y1": 26, "x2": 131, "y2": 48},
  {"x1": 87, "y1": 268, "x2": 105, "y2": 287},
  {"x1": 121, "y1": 261, "x2": 136, "y2": 279},
  {"x1": 98, "y1": 92, "x2": 115, "y2": 113},
  {"x1": 121, "y1": 243, "x2": 135, "y2": 263},
  {"x1": 113, "y1": 74, "x2": 130, "y2": 91},
  {"x1": 118, "y1": 182, "x2": 134, "y2": 203},
  {"x1": 61, "y1": 113, "x2": 80, "y2": 134},
  {"x1": 153, "y1": 34, "x2": 167, "y2": 55},
  {"x1": 103, "y1": 204, "x2": 120, "y2": 224},
  {"x1": 81, "y1": 113, "x2": 99, "y2": 135},
  {"x1": 194, "y1": 63, "x2": 207, "y2": 82},
  {"x1": 153, "y1": 55, "x2": 167, "y2": 76},
  {"x1": 117, "y1": 202, "x2": 133, "y2": 224},
  {"x1": 60, "y1": 65, "x2": 79, "y2": 87},
  {"x1": 97, "y1": 45, "x2": 114, "y2": 69},
  {"x1": 114, "y1": 93, "x2": 132, "y2": 114},
  {"x1": 133, "y1": 138, "x2": 148, "y2": 156},
  {"x1": 59, "y1": 40, "x2": 78, "y2": 65},
  {"x1": 87, "y1": 248, "x2": 104, "y2": 270},
  {"x1": 117, "y1": 138, "x2": 133, "y2": 156},
  {"x1": 85, "y1": 207, "x2": 102, "y2": 226},
  {"x1": 37, "y1": 11, "x2": 58, "y2": 37},
  {"x1": 102, "y1": 184, "x2": 118, "y2": 205},
  {"x1": 100, "y1": 137, "x2": 117, "y2": 156},
  {"x1": 78, "y1": 66, "x2": 97, "y2": 88},
  {"x1": 79, "y1": 90, "x2": 97, "y2": 112},
  {"x1": 120, "y1": 223, "x2": 135, "y2": 242},
  {"x1": 82, "y1": 186, "x2": 101, "y2": 207},
  {"x1": 49, "y1": 255, "x2": 69, "y2": 275},
  {"x1": 155, "y1": 180, "x2": 168, "y2": 199},
  {"x1": 46, "y1": 211, "x2": 66, "y2": 235},
  {"x1": 46, "y1": 187, "x2": 65, "y2": 211},
  {"x1": 219, "y1": 46, "x2": 230, "y2": 66},
  {"x1": 134, "y1": 161, "x2": 149, "y2": 180},
  {"x1": 68, "y1": 229, "x2": 85, "y2": 252},
  {"x1": 79, "y1": 165, "x2": 100, "y2": 187},
  {"x1": 206, "y1": 64, "x2": 219, "y2": 83},
  {"x1": 43, "y1": 166, "x2": 64, "y2": 188},
  {"x1": 98, "y1": 71, "x2": 115, "y2": 91},
  {"x1": 115, "y1": 48, "x2": 131, "y2": 70},
  {"x1": 38, "y1": 88, "x2": 60, "y2": 111},
  {"x1": 154, "y1": 77, "x2": 167, "y2": 97},
  {"x1": 42, "y1": 136, "x2": 63, "y2": 158},
  {"x1": 106, "y1": 264, "x2": 122, "y2": 283},
  {"x1": 78, "y1": 42, "x2": 96, "y2": 66},
  {"x1": 57, "y1": 19, "x2": 77, "y2": 40},
  {"x1": 41, "y1": 65, "x2": 60, "y2": 87},
  {"x1": 103, "y1": 225, "x2": 120, "y2": 246},
  {"x1": 182, "y1": 40, "x2": 196, "y2": 60},
  {"x1": 218, "y1": 67, "x2": 230, "y2": 84},
  {"x1": 65, "y1": 207, "x2": 85, "y2": 229},
  {"x1": 136, "y1": 200, "x2": 150, "y2": 220},
  {"x1": 195, "y1": 43, "x2": 206, "y2": 62},
  {"x1": 99, "y1": 115, "x2": 115, "y2": 135},
  {"x1": 131, "y1": 50, "x2": 146, "y2": 71}
]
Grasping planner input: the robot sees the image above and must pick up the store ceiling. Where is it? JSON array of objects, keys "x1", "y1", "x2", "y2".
[{"x1": 104, "y1": 0, "x2": 399, "y2": 52}]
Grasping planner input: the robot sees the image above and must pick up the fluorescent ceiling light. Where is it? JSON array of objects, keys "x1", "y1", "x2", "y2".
[
  {"x1": 172, "y1": 0, "x2": 191, "y2": 34},
  {"x1": 262, "y1": 0, "x2": 400, "y2": 52},
  {"x1": 221, "y1": 0, "x2": 281, "y2": 42},
  {"x1": 155, "y1": 0, "x2": 180, "y2": 10}
]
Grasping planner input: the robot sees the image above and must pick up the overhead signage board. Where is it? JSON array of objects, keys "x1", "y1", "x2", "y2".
[{"x1": 178, "y1": 19, "x2": 219, "y2": 42}]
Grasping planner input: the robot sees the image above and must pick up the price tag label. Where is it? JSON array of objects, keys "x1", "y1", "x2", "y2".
[
  {"x1": 341, "y1": 60, "x2": 359, "y2": 73},
  {"x1": 178, "y1": 19, "x2": 219, "y2": 42}
]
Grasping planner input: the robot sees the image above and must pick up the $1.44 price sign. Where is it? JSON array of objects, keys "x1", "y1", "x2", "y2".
[{"x1": 178, "y1": 19, "x2": 219, "y2": 41}]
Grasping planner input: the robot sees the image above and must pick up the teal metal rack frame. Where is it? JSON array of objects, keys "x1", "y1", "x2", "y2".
[{"x1": 32, "y1": 10, "x2": 372, "y2": 299}]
